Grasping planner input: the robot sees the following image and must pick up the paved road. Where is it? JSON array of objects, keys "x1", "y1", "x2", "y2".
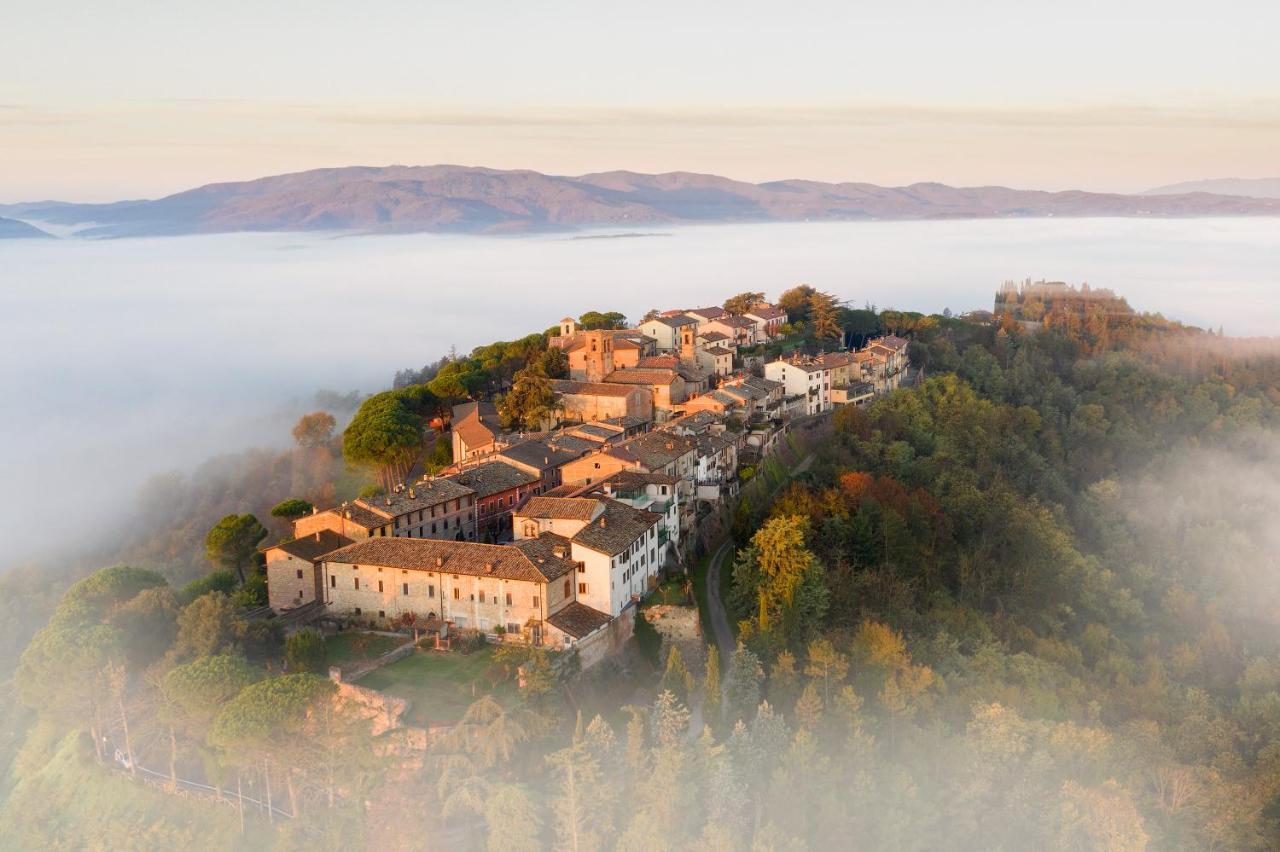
[{"x1": 705, "y1": 539, "x2": 736, "y2": 663}]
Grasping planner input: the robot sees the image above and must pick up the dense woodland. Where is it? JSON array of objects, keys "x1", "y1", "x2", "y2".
[{"x1": 3, "y1": 289, "x2": 1280, "y2": 849}]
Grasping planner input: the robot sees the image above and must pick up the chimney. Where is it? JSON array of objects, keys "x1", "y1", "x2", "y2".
[
  {"x1": 408, "y1": 487, "x2": 415, "y2": 499},
  {"x1": 553, "y1": 546, "x2": 566, "y2": 558},
  {"x1": 311, "y1": 506, "x2": 318, "y2": 515},
  {"x1": 484, "y1": 562, "x2": 494, "y2": 573},
  {"x1": 435, "y1": 556, "x2": 444, "y2": 567},
  {"x1": 599, "y1": 516, "x2": 607, "y2": 528}
]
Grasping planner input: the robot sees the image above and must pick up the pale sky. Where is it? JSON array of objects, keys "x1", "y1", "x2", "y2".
[{"x1": 2, "y1": 0, "x2": 1278, "y2": 202}]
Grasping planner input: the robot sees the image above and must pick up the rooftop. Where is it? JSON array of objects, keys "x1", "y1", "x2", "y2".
[
  {"x1": 605, "y1": 368, "x2": 680, "y2": 386},
  {"x1": 547, "y1": 602, "x2": 614, "y2": 639},
  {"x1": 446, "y1": 460, "x2": 539, "y2": 499},
  {"x1": 269, "y1": 529, "x2": 353, "y2": 561},
  {"x1": 324, "y1": 536, "x2": 577, "y2": 582},
  {"x1": 359, "y1": 477, "x2": 476, "y2": 517},
  {"x1": 570, "y1": 498, "x2": 661, "y2": 556},
  {"x1": 517, "y1": 496, "x2": 602, "y2": 522},
  {"x1": 606, "y1": 431, "x2": 698, "y2": 469},
  {"x1": 551, "y1": 379, "x2": 642, "y2": 398},
  {"x1": 643, "y1": 315, "x2": 697, "y2": 328}
]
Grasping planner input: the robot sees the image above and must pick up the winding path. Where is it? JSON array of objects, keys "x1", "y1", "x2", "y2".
[{"x1": 705, "y1": 539, "x2": 736, "y2": 663}]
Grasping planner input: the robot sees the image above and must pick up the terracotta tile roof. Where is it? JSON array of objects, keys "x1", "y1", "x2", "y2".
[
  {"x1": 686, "y1": 306, "x2": 728, "y2": 320},
  {"x1": 570, "y1": 498, "x2": 661, "y2": 556},
  {"x1": 446, "y1": 460, "x2": 539, "y2": 499},
  {"x1": 518, "y1": 496, "x2": 602, "y2": 522},
  {"x1": 605, "y1": 431, "x2": 698, "y2": 469},
  {"x1": 547, "y1": 601, "x2": 614, "y2": 638},
  {"x1": 606, "y1": 469, "x2": 681, "y2": 488},
  {"x1": 320, "y1": 503, "x2": 391, "y2": 530},
  {"x1": 747, "y1": 305, "x2": 786, "y2": 321},
  {"x1": 698, "y1": 331, "x2": 731, "y2": 343},
  {"x1": 818, "y1": 352, "x2": 855, "y2": 367},
  {"x1": 710, "y1": 315, "x2": 756, "y2": 329},
  {"x1": 357, "y1": 477, "x2": 475, "y2": 518},
  {"x1": 269, "y1": 529, "x2": 353, "y2": 561},
  {"x1": 704, "y1": 345, "x2": 735, "y2": 357},
  {"x1": 498, "y1": 437, "x2": 592, "y2": 472},
  {"x1": 605, "y1": 368, "x2": 679, "y2": 386},
  {"x1": 644, "y1": 315, "x2": 697, "y2": 328},
  {"x1": 324, "y1": 537, "x2": 576, "y2": 582},
  {"x1": 552, "y1": 379, "x2": 640, "y2": 398}
]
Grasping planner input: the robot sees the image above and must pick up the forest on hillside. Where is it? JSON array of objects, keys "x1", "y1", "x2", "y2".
[{"x1": 3, "y1": 293, "x2": 1280, "y2": 849}]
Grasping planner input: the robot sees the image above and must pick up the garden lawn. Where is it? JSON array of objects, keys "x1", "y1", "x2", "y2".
[
  {"x1": 358, "y1": 646, "x2": 509, "y2": 726},
  {"x1": 324, "y1": 632, "x2": 408, "y2": 667}
]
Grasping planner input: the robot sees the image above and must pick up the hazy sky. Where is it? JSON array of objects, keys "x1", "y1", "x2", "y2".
[{"x1": 3, "y1": 0, "x2": 1279, "y2": 201}]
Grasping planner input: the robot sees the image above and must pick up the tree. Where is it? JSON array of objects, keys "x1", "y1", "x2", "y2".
[
  {"x1": 724, "y1": 292, "x2": 766, "y2": 316},
  {"x1": 498, "y1": 363, "x2": 557, "y2": 431},
  {"x1": 546, "y1": 723, "x2": 611, "y2": 852},
  {"x1": 108, "y1": 586, "x2": 179, "y2": 668},
  {"x1": 724, "y1": 642, "x2": 764, "y2": 727},
  {"x1": 52, "y1": 564, "x2": 167, "y2": 626},
  {"x1": 15, "y1": 623, "x2": 122, "y2": 762},
  {"x1": 285, "y1": 628, "x2": 327, "y2": 673},
  {"x1": 730, "y1": 515, "x2": 829, "y2": 654},
  {"x1": 804, "y1": 637, "x2": 849, "y2": 702},
  {"x1": 205, "y1": 514, "x2": 267, "y2": 583},
  {"x1": 484, "y1": 784, "x2": 543, "y2": 852},
  {"x1": 169, "y1": 592, "x2": 239, "y2": 662},
  {"x1": 661, "y1": 645, "x2": 693, "y2": 705},
  {"x1": 578, "y1": 310, "x2": 627, "y2": 330},
  {"x1": 794, "y1": 682, "x2": 824, "y2": 731},
  {"x1": 810, "y1": 291, "x2": 842, "y2": 341},
  {"x1": 270, "y1": 498, "x2": 314, "y2": 523},
  {"x1": 342, "y1": 390, "x2": 424, "y2": 490},
  {"x1": 703, "y1": 647, "x2": 723, "y2": 736},
  {"x1": 292, "y1": 411, "x2": 336, "y2": 448},
  {"x1": 209, "y1": 673, "x2": 335, "y2": 818},
  {"x1": 778, "y1": 285, "x2": 817, "y2": 324}
]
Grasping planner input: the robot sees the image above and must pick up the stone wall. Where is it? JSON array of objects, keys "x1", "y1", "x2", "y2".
[{"x1": 572, "y1": 604, "x2": 637, "y2": 670}]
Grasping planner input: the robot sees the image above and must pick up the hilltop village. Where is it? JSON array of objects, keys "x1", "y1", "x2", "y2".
[{"x1": 265, "y1": 295, "x2": 911, "y2": 661}]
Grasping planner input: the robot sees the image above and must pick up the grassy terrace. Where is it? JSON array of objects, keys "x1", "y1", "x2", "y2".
[
  {"x1": 324, "y1": 632, "x2": 408, "y2": 667},
  {"x1": 358, "y1": 646, "x2": 510, "y2": 727}
]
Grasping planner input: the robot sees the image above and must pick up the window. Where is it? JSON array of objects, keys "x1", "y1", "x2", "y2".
[
  {"x1": 354, "y1": 607, "x2": 362, "y2": 615},
  {"x1": 431, "y1": 522, "x2": 437, "y2": 534},
  {"x1": 402, "y1": 583, "x2": 409, "y2": 595},
  {"x1": 578, "y1": 564, "x2": 586, "y2": 573},
  {"x1": 453, "y1": 588, "x2": 460, "y2": 600},
  {"x1": 507, "y1": 622, "x2": 519, "y2": 634},
  {"x1": 296, "y1": 569, "x2": 303, "y2": 579},
  {"x1": 428, "y1": 584, "x2": 435, "y2": 597},
  {"x1": 378, "y1": 580, "x2": 384, "y2": 592},
  {"x1": 378, "y1": 610, "x2": 385, "y2": 618},
  {"x1": 330, "y1": 575, "x2": 336, "y2": 588},
  {"x1": 532, "y1": 596, "x2": 540, "y2": 607},
  {"x1": 563, "y1": 579, "x2": 571, "y2": 597},
  {"x1": 354, "y1": 578, "x2": 360, "y2": 590},
  {"x1": 579, "y1": 583, "x2": 588, "y2": 595},
  {"x1": 505, "y1": 592, "x2": 512, "y2": 606},
  {"x1": 479, "y1": 590, "x2": 486, "y2": 603}
]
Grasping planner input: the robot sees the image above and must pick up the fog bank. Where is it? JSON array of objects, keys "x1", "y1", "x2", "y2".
[{"x1": 2, "y1": 217, "x2": 1278, "y2": 568}]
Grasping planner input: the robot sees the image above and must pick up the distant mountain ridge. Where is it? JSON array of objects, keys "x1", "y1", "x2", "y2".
[
  {"x1": 5, "y1": 165, "x2": 1280, "y2": 238},
  {"x1": 1143, "y1": 177, "x2": 1280, "y2": 199},
  {"x1": 0, "y1": 217, "x2": 54, "y2": 239}
]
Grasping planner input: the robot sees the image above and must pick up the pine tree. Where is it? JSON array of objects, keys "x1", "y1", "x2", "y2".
[
  {"x1": 702, "y1": 646, "x2": 723, "y2": 736},
  {"x1": 794, "y1": 682, "x2": 824, "y2": 731},
  {"x1": 661, "y1": 645, "x2": 693, "y2": 705}
]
